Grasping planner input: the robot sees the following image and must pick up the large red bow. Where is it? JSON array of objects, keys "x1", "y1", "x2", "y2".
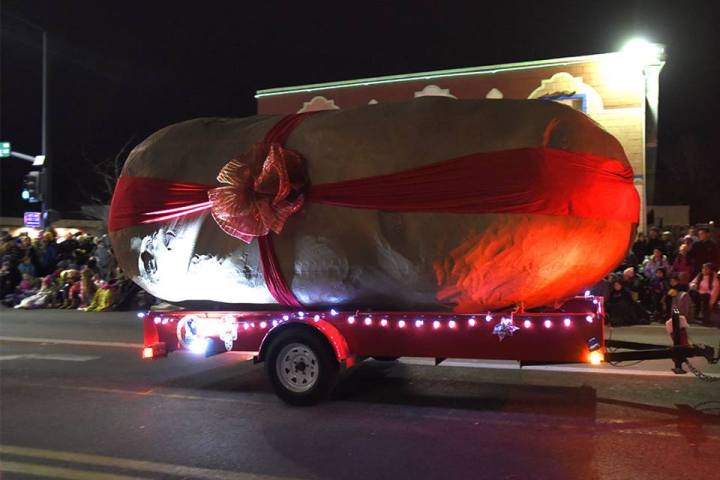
[{"x1": 208, "y1": 142, "x2": 308, "y2": 243}]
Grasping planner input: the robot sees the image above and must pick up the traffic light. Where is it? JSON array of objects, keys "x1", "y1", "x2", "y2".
[{"x1": 21, "y1": 171, "x2": 43, "y2": 203}]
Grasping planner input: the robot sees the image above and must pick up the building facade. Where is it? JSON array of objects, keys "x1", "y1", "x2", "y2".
[{"x1": 256, "y1": 50, "x2": 664, "y2": 232}]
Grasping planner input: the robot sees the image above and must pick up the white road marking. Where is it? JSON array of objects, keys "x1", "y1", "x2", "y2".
[
  {"x1": 398, "y1": 358, "x2": 720, "y2": 378},
  {"x1": 0, "y1": 354, "x2": 100, "y2": 362},
  {"x1": 0, "y1": 336, "x2": 142, "y2": 348}
]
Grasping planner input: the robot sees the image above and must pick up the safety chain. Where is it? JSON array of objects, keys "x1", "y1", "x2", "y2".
[{"x1": 684, "y1": 360, "x2": 720, "y2": 382}]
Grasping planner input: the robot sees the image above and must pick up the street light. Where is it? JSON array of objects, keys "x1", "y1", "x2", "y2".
[{"x1": 621, "y1": 38, "x2": 665, "y2": 65}]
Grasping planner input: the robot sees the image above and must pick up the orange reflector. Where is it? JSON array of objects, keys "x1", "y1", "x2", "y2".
[
  {"x1": 142, "y1": 347, "x2": 154, "y2": 359},
  {"x1": 588, "y1": 350, "x2": 603, "y2": 365}
]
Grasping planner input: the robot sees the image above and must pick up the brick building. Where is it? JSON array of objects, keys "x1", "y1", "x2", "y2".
[{"x1": 256, "y1": 48, "x2": 664, "y2": 232}]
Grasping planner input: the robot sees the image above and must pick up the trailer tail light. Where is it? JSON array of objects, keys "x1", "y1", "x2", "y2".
[
  {"x1": 588, "y1": 351, "x2": 603, "y2": 365},
  {"x1": 587, "y1": 337, "x2": 603, "y2": 365},
  {"x1": 142, "y1": 342, "x2": 167, "y2": 360}
]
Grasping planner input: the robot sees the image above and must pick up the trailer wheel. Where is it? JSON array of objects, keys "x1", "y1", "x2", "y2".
[{"x1": 266, "y1": 328, "x2": 339, "y2": 406}]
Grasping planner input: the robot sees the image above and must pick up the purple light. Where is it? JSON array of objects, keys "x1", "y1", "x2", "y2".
[
  {"x1": 330, "y1": 309, "x2": 338, "y2": 316},
  {"x1": 260, "y1": 321, "x2": 267, "y2": 328},
  {"x1": 586, "y1": 314, "x2": 594, "y2": 323},
  {"x1": 153, "y1": 317, "x2": 161, "y2": 325},
  {"x1": 161, "y1": 318, "x2": 168, "y2": 325},
  {"x1": 272, "y1": 320, "x2": 279, "y2": 327},
  {"x1": 313, "y1": 314, "x2": 320, "y2": 322},
  {"x1": 563, "y1": 318, "x2": 572, "y2": 327},
  {"x1": 523, "y1": 319, "x2": 532, "y2": 329},
  {"x1": 485, "y1": 314, "x2": 493, "y2": 322},
  {"x1": 544, "y1": 319, "x2": 552, "y2": 329},
  {"x1": 364, "y1": 316, "x2": 372, "y2": 326},
  {"x1": 398, "y1": 320, "x2": 406, "y2": 328},
  {"x1": 415, "y1": 320, "x2": 424, "y2": 328},
  {"x1": 282, "y1": 315, "x2": 289, "y2": 321},
  {"x1": 433, "y1": 320, "x2": 441, "y2": 330},
  {"x1": 297, "y1": 311, "x2": 305, "y2": 318},
  {"x1": 380, "y1": 319, "x2": 388, "y2": 327},
  {"x1": 243, "y1": 322, "x2": 249, "y2": 330},
  {"x1": 347, "y1": 315, "x2": 356, "y2": 325},
  {"x1": 468, "y1": 318, "x2": 477, "y2": 327},
  {"x1": 448, "y1": 320, "x2": 457, "y2": 329}
]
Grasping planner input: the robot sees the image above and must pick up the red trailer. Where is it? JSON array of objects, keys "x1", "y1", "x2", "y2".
[{"x1": 140, "y1": 296, "x2": 717, "y2": 405}]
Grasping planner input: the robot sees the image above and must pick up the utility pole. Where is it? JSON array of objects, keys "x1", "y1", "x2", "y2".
[{"x1": 41, "y1": 30, "x2": 51, "y2": 221}]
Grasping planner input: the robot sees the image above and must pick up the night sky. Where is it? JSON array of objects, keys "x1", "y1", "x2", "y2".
[{"x1": 2, "y1": 0, "x2": 719, "y2": 222}]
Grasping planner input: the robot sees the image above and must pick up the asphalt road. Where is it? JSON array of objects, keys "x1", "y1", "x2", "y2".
[{"x1": 1, "y1": 308, "x2": 719, "y2": 480}]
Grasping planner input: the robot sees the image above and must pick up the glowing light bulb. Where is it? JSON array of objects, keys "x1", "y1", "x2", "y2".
[
  {"x1": 272, "y1": 320, "x2": 278, "y2": 327},
  {"x1": 243, "y1": 322, "x2": 249, "y2": 330},
  {"x1": 137, "y1": 312, "x2": 145, "y2": 319},
  {"x1": 330, "y1": 309, "x2": 338, "y2": 316},
  {"x1": 468, "y1": 318, "x2": 477, "y2": 327},
  {"x1": 347, "y1": 315, "x2": 355, "y2": 324},
  {"x1": 380, "y1": 319, "x2": 388, "y2": 327},
  {"x1": 364, "y1": 317, "x2": 372, "y2": 326},
  {"x1": 313, "y1": 314, "x2": 320, "y2": 322},
  {"x1": 589, "y1": 351, "x2": 603, "y2": 365},
  {"x1": 544, "y1": 319, "x2": 552, "y2": 329},
  {"x1": 584, "y1": 290, "x2": 591, "y2": 297},
  {"x1": 161, "y1": 318, "x2": 168, "y2": 325},
  {"x1": 415, "y1": 320, "x2": 424, "y2": 328},
  {"x1": 398, "y1": 320, "x2": 406, "y2": 328},
  {"x1": 282, "y1": 315, "x2": 289, "y2": 321},
  {"x1": 189, "y1": 338, "x2": 209, "y2": 355},
  {"x1": 433, "y1": 320, "x2": 441, "y2": 330},
  {"x1": 260, "y1": 321, "x2": 267, "y2": 329},
  {"x1": 563, "y1": 318, "x2": 572, "y2": 327},
  {"x1": 297, "y1": 311, "x2": 305, "y2": 318},
  {"x1": 448, "y1": 320, "x2": 457, "y2": 329},
  {"x1": 586, "y1": 314, "x2": 594, "y2": 323},
  {"x1": 485, "y1": 314, "x2": 493, "y2": 322},
  {"x1": 153, "y1": 317, "x2": 161, "y2": 325},
  {"x1": 523, "y1": 319, "x2": 532, "y2": 329}
]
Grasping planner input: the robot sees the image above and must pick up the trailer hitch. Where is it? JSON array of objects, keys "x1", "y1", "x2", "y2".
[{"x1": 604, "y1": 308, "x2": 718, "y2": 375}]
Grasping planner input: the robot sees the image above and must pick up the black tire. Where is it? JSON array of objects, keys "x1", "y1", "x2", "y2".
[{"x1": 265, "y1": 327, "x2": 339, "y2": 406}]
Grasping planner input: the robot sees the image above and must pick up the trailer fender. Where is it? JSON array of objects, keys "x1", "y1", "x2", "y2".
[{"x1": 257, "y1": 320, "x2": 355, "y2": 368}]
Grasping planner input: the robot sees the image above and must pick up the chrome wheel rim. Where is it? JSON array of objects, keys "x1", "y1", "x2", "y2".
[{"x1": 276, "y1": 343, "x2": 319, "y2": 393}]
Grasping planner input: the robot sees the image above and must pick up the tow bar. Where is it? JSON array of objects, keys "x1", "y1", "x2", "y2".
[{"x1": 604, "y1": 308, "x2": 718, "y2": 378}]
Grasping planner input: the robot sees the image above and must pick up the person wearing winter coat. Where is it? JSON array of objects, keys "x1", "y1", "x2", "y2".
[
  {"x1": 642, "y1": 249, "x2": 670, "y2": 278},
  {"x1": 689, "y1": 263, "x2": 720, "y2": 325},
  {"x1": 688, "y1": 228, "x2": 720, "y2": 276},
  {"x1": 671, "y1": 244, "x2": 693, "y2": 278}
]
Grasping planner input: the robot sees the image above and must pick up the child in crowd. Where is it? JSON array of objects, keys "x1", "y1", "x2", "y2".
[
  {"x1": 648, "y1": 267, "x2": 669, "y2": 320},
  {"x1": 689, "y1": 263, "x2": 719, "y2": 325}
]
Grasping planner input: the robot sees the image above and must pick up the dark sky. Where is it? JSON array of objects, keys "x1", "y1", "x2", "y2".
[{"x1": 1, "y1": 0, "x2": 719, "y2": 222}]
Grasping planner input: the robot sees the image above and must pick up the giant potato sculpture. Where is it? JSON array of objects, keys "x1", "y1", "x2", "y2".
[{"x1": 109, "y1": 98, "x2": 639, "y2": 312}]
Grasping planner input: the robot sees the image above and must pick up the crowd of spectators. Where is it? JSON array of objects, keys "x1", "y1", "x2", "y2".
[
  {"x1": 2, "y1": 224, "x2": 719, "y2": 327},
  {"x1": 1, "y1": 229, "x2": 151, "y2": 311},
  {"x1": 593, "y1": 225, "x2": 720, "y2": 327}
]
